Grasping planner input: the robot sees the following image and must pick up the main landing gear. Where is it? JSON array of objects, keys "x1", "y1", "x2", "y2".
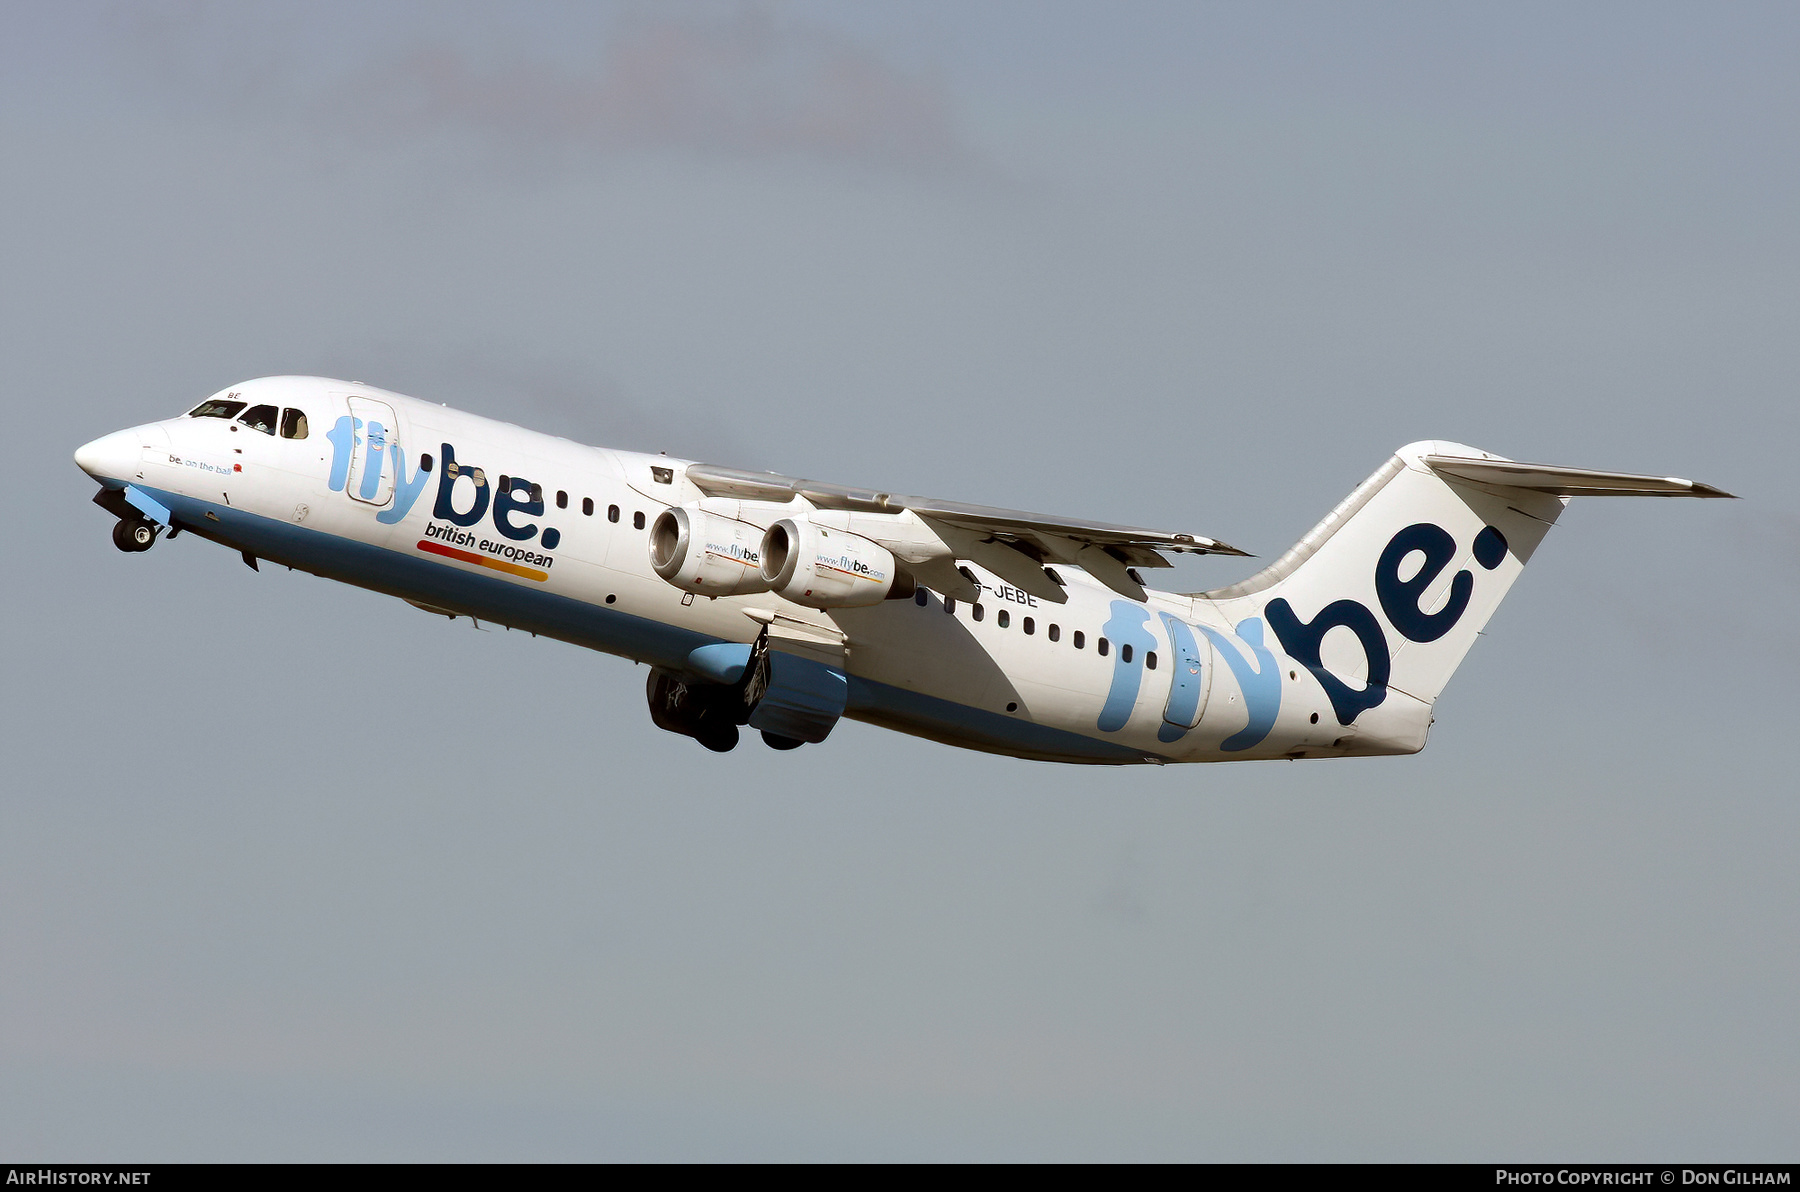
[
  {"x1": 111, "y1": 517, "x2": 158, "y2": 553},
  {"x1": 645, "y1": 668, "x2": 811, "y2": 753}
]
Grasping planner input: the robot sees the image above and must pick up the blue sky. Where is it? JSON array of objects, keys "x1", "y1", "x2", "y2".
[{"x1": 3, "y1": 1, "x2": 1795, "y2": 1159}]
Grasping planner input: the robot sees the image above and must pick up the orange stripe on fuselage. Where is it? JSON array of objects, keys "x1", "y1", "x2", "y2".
[{"x1": 417, "y1": 538, "x2": 548, "y2": 582}]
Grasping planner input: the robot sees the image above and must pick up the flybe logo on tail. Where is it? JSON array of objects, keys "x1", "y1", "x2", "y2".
[
  {"x1": 1093, "y1": 520, "x2": 1510, "y2": 742},
  {"x1": 1266, "y1": 521, "x2": 1509, "y2": 725}
]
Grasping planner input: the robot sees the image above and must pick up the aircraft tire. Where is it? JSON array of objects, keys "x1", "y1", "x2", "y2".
[
  {"x1": 114, "y1": 519, "x2": 156, "y2": 552},
  {"x1": 698, "y1": 723, "x2": 740, "y2": 753},
  {"x1": 760, "y1": 731, "x2": 804, "y2": 751}
]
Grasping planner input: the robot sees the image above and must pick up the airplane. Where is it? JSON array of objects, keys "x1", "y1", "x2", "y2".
[{"x1": 74, "y1": 376, "x2": 1733, "y2": 764}]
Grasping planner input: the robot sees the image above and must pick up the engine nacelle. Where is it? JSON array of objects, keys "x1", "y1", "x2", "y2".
[
  {"x1": 759, "y1": 518, "x2": 914, "y2": 608},
  {"x1": 649, "y1": 506, "x2": 773, "y2": 597}
]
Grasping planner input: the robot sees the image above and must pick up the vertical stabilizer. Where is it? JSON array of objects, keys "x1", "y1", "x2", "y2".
[{"x1": 1200, "y1": 441, "x2": 1730, "y2": 754}]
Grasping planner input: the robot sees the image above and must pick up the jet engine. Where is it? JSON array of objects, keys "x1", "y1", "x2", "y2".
[
  {"x1": 649, "y1": 506, "x2": 772, "y2": 597},
  {"x1": 759, "y1": 518, "x2": 915, "y2": 608}
]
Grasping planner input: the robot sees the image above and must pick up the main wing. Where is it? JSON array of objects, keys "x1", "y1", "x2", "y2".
[{"x1": 685, "y1": 464, "x2": 1248, "y2": 603}]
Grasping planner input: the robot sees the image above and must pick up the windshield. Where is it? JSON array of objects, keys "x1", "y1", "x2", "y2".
[
  {"x1": 237, "y1": 404, "x2": 278, "y2": 435},
  {"x1": 189, "y1": 399, "x2": 246, "y2": 419}
]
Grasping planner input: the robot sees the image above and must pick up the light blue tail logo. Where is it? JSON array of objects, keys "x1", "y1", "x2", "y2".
[
  {"x1": 1093, "y1": 605, "x2": 1283, "y2": 748},
  {"x1": 1096, "y1": 601, "x2": 1160, "y2": 733},
  {"x1": 1198, "y1": 617, "x2": 1281, "y2": 751}
]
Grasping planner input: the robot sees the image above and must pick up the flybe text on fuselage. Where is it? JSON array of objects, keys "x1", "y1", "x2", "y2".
[{"x1": 325, "y1": 414, "x2": 564, "y2": 578}]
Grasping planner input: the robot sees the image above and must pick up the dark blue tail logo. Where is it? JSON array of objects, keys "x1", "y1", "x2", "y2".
[{"x1": 1266, "y1": 522, "x2": 1508, "y2": 726}]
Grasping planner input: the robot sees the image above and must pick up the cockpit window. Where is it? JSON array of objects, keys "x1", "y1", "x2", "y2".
[
  {"x1": 280, "y1": 408, "x2": 309, "y2": 439},
  {"x1": 237, "y1": 404, "x2": 279, "y2": 435},
  {"x1": 189, "y1": 399, "x2": 246, "y2": 419}
]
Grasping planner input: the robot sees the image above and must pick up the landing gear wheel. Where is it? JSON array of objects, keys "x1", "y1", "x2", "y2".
[
  {"x1": 698, "y1": 723, "x2": 740, "y2": 753},
  {"x1": 761, "y1": 731, "x2": 804, "y2": 751},
  {"x1": 113, "y1": 518, "x2": 156, "y2": 553}
]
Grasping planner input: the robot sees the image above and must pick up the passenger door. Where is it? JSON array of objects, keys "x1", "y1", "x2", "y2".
[
  {"x1": 1160, "y1": 614, "x2": 1213, "y2": 730},
  {"x1": 344, "y1": 396, "x2": 397, "y2": 508}
]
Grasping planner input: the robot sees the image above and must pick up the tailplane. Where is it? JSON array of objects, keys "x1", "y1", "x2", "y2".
[{"x1": 1201, "y1": 441, "x2": 1732, "y2": 753}]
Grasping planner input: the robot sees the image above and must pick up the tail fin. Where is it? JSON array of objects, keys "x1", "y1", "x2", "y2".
[{"x1": 1201, "y1": 441, "x2": 1732, "y2": 754}]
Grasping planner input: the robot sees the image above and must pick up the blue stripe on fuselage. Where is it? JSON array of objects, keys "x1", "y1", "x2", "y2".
[
  {"x1": 139, "y1": 484, "x2": 710, "y2": 669},
  {"x1": 131, "y1": 485, "x2": 1164, "y2": 764},
  {"x1": 845, "y1": 678, "x2": 1159, "y2": 764}
]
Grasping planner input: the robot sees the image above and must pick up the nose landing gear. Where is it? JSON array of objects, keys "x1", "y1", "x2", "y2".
[{"x1": 112, "y1": 517, "x2": 158, "y2": 553}]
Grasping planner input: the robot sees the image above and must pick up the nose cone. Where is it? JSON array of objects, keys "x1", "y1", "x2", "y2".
[{"x1": 74, "y1": 429, "x2": 141, "y2": 482}]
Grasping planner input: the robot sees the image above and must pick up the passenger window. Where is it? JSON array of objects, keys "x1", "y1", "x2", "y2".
[
  {"x1": 582, "y1": 497, "x2": 594, "y2": 516},
  {"x1": 556, "y1": 490, "x2": 568, "y2": 510},
  {"x1": 530, "y1": 482, "x2": 543, "y2": 503},
  {"x1": 1146, "y1": 651, "x2": 1157, "y2": 670},
  {"x1": 1023, "y1": 617, "x2": 1035, "y2": 635},
  {"x1": 1048, "y1": 624, "x2": 1060, "y2": 642},
  {"x1": 279, "y1": 408, "x2": 309, "y2": 439},
  {"x1": 608, "y1": 505, "x2": 620, "y2": 523},
  {"x1": 914, "y1": 589, "x2": 928, "y2": 607},
  {"x1": 188, "y1": 399, "x2": 246, "y2": 419},
  {"x1": 972, "y1": 604, "x2": 985, "y2": 622},
  {"x1": 1097, "y1": 637, "x2": 1110, "y2": 657},
  {"x1": 945, "y1": 598, "x2": 956, "y2": 615},
  {"x1": 1073, "y1": 631, "x2": 1085, "y2": 649},
  {"x1": 421, "y1": 453, "x2": 433, "y2": 472},
  {"x1": 633, "y1": 511, "x2": 645, "y2": 530},
  {"x1": 1122, "y1": 644, "x2": 1133, "y2": 663},
  {"x1": 997, "y1": 610, "x2": 1010, "y2": 629},
  {"x1": 237, "y1": 404, "x2": 278, "y2": 435}
]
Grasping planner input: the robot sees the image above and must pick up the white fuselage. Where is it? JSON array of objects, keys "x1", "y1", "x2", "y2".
[{"x1": 76, "y1": 376, "x2": 1499, "y2": 764}]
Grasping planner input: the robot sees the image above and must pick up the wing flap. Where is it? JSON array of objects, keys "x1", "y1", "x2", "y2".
[{"x1": 924, "y1": 519, "x2": 1071, "y2": 604}]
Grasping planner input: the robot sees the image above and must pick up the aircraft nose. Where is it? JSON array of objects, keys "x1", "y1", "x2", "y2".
[{"x1": 74, "y1": 429, "x2": 141, "y2": 481}]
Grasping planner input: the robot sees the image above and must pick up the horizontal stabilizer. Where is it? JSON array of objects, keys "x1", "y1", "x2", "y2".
[{"x1": 1423, "y1": 455, "x2": 1736, "y2": 499}]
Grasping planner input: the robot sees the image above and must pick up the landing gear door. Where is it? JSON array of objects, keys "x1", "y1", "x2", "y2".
[
  {"x1": 1161, "y1": 614, "x2": 1213, "y2": 730},
  {"x1": 344, "y1": 396, "x2": 398, "y2": 507},
  {"x1": 745, "y1": 618, "x2": 849, "y2": 744}
]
